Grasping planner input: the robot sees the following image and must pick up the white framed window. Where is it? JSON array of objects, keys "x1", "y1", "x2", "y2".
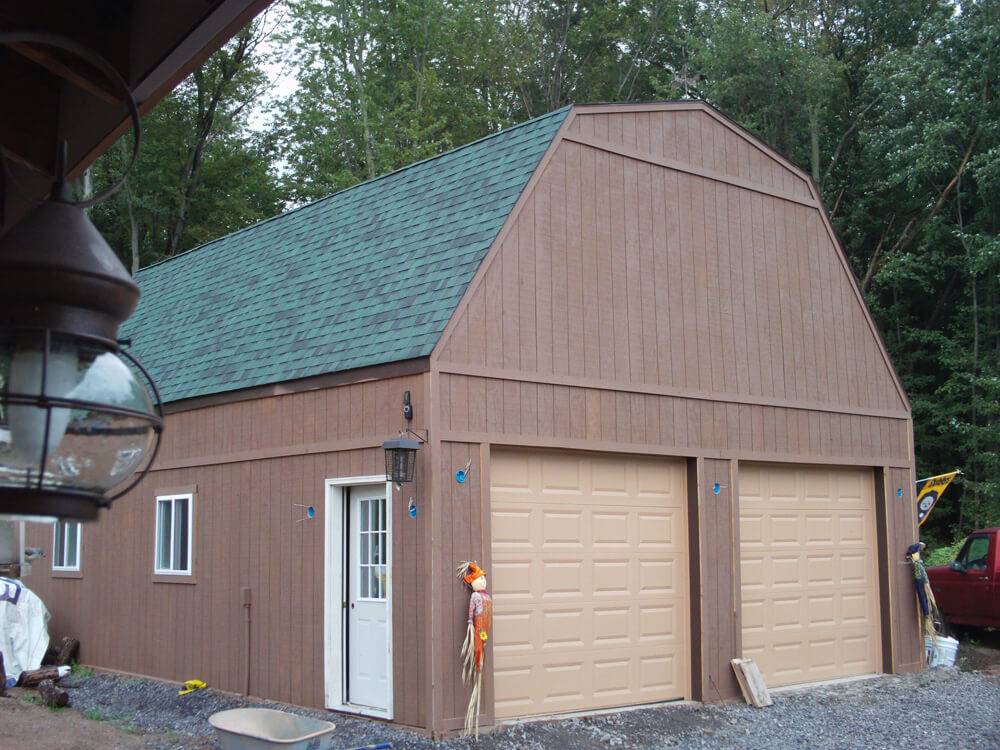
[
  {"x1": 155, "y1": 493, "x2": 192, "y2": 575},
  {"x1": 52, "y1": 521, "x2": 81, "y2": 571}
]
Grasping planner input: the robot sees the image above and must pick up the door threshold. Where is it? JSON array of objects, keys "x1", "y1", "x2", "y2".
[{"x1": 330, "y1": 703, "x2": 392, "y2": 721}]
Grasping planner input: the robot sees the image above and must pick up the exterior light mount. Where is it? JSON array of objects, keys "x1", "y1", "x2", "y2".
[{"x1": 0, "y1": 33, "x2": 162, "y2": 521}]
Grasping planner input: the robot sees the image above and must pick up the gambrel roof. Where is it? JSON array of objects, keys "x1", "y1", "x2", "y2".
[{"x1": 124, "y1": 107, "x2": 570, "y2": 403}]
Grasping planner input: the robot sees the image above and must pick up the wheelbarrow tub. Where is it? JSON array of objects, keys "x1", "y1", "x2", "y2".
[{"x1": 209, "y1": 707, "x2": 336, "y2": 750}]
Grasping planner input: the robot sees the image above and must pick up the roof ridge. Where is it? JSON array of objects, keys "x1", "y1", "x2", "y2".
[{"x1": 137, "y1": 105, "x2": 573, "y2": 276}]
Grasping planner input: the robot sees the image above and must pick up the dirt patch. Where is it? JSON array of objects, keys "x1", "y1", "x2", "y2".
[
  {"x1": 2, "y1": 691, "x2": 150, "y2": 750},
  {"x1": 955, "y1": 628, "x2": 1000, "y2": 675}
]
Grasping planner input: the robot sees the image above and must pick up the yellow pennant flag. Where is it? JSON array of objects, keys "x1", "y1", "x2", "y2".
[{"x1": 916, "y1": 471, "x2": 959, "y2": 526}]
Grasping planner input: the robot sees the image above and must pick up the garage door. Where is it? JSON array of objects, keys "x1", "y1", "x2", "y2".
[
  {"x1": 739, "y1": 464, "x2": 881, "y2": 687},
  {"x1": 490, "y1": 449, "x2": 689, "y2": 719}
]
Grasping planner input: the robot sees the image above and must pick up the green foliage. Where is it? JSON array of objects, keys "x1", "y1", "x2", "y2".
[
  {"x1": 86, "y1": 18, "x2": 287, "y2": 269},
  {"x1": 82, "y1": 708, "x2": 109, "y2": 722},
  {"x1": 70, "y1": 660, "x2": 94, "y2": 679},
  {"x1": 924, "y1": 540, "x2": 963, "y2": 568}
]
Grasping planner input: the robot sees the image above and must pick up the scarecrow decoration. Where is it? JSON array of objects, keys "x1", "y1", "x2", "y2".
[
  {"x1": 457, "y1": 560, "x2": 492, "y2": 738},
  {"x1": 905, "y1": 542, "x2": 941, "y2": 640}
]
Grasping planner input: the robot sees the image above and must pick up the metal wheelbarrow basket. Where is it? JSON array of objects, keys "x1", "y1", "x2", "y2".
[{"x1": 209, "y1": 707, "x2": 336, "y2": 750}]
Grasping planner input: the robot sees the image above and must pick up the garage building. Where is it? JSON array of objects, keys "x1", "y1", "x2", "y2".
[{"x1": 26, "y1": 102, "x2": 921, "y2": 736}]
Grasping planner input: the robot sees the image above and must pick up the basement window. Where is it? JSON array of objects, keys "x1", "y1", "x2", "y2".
[
  {"x1": 52, "y1": 522, "x2": 81, "y2": 572},
  {"x1": 155, "y1": 493, "x2": 193, "y2": 576}
]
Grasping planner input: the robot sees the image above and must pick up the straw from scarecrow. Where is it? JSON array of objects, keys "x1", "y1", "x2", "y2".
[{"x1": 457, "y1": 560, "x2": 492, "y2": 737}]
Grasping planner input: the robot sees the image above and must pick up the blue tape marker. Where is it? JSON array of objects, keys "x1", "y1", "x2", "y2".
[
  {"x1": 897, "y1": 488, "x2": 903, "y2": 498},
  {"x1": 408, "y1": 498, "x2": 417, "y2": 518},
  {"x1": 456, "y1": 470, "x2": 467, "y2": 483}
]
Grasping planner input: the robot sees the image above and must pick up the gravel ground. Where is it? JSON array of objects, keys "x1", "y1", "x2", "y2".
[{"x1": 50, "y1": 666, "x2": 1000, "y2": 750}]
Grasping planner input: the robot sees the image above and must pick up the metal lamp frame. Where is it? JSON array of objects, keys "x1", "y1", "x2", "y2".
[{"x1": 0, "y1": 326, "x2": 164, "y2": 520}]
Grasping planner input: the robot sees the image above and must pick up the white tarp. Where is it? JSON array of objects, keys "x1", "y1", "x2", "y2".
[{"x1": 0, "y1": 577, "x2": 49, "y2": 686}]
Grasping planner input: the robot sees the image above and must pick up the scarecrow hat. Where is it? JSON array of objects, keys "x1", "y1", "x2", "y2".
[{"x1": 463, "y1": 561, "x2": 486, "y2": 585}]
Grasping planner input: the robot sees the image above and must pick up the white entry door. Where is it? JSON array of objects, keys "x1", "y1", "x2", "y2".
[{"x1": 348, "y1": 485, "x2": 389, "y2": 710}]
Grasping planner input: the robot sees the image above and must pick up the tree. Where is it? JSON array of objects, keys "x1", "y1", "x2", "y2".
[{"x1": 87, "y1": 18, "x2": 285, "y2": 271}]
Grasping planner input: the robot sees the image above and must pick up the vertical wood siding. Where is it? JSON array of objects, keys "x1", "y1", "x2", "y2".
[
  {"x1": 693, "y1": 457, "x2": 742, "y2": 701},
  {"x1": 25, "y1": 373, "x2": 431, "y2": 728},
  {"x1": 435, "y1": 115, "x2": 907, "y2": 419},
  {"x1": 885, "y1": 466, "x2": 923, "y2": 672},
  {"x1": 436, "y1": 374, "x2": 910, "y2": 466}
]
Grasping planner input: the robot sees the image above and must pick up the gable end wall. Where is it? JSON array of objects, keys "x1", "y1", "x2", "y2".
[{"x1": 428, "y1": 104, "x2": 918, "y2": 730}]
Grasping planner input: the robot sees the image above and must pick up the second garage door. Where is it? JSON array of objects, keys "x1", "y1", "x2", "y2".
[
  {"x1": 490, "y1": 449, "x2": 689, "y2": 719},
  {"x1": 739, "y1": 464, "x2": 882, "y2": 687}
]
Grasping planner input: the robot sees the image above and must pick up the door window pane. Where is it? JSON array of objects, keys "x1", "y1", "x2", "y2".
[{"x1": 356, "y1": 494, "x2": 387, "y2": 600}]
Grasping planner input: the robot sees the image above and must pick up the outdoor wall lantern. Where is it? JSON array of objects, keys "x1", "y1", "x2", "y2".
[
  {"x1": 0, "y1": 33, "x2": 163, "y2": 521},
  {"x1": 382, "y1": 430, "x2": 424, "y2": 485}
]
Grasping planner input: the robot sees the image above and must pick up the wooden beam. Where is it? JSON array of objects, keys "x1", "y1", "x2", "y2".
[
  {"x1": 6, "y1": 43, "x2": 122, "y2": 105},
  {"x1": 563, "y1": 132, "x2": 819, "y2": 208}
]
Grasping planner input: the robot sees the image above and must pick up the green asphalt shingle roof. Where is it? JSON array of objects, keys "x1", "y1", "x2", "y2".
[{"x1": 124, "y1": 107, "x2": 570, "y2": 403}]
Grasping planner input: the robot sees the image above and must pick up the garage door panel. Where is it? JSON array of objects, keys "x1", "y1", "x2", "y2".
[
  {"x1": 492, "y1": 449, "x2": 688, "y2": 718},
  {"x1": 739, "y1": 464, "x2": 880, "y2": 688}
]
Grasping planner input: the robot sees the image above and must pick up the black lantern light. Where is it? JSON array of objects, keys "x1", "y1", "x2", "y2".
[
  {"x1": 0, "y1": 33, "x2": 163, "y2": 521},
  {"x1": 382, "y1": 434, "x2": 422, "y2": 484}
]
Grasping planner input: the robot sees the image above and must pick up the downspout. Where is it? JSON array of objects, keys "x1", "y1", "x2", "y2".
[{"x1": 242, "y1": 587, "x2": 252, "y2": 698}]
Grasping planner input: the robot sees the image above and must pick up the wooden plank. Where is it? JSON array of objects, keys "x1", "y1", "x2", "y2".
[
  {"x1": 549, "y1": 150, "x2": 570, "y2": 377},
  {"x1": 534, "y1": 179, "x2": 554, "y2": 375},
  {"x1": 731, "y1": 658, "x2": 773, "y2": 708}
]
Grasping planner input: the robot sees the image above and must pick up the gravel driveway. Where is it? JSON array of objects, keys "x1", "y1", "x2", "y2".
[{"x1": 29, "y1": 667, "x2": 1000, "y2": 749}]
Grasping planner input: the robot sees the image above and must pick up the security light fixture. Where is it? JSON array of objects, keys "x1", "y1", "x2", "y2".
[{"x1": 0, "y1": 33, "x2": 163, "y2": 521}]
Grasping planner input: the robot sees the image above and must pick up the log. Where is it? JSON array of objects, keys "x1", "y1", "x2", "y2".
[
  {"x1": 16, "y1": 667, "x2": 63, "y2": 688},
  {"x1": 38, "y1": 679, "x2": 69, "y2": 708},
  {"x1": 55, "y1": 637, "x2": 80, "y2": 667}
]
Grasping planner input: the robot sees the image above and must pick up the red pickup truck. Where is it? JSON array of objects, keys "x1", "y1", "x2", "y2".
[{"x1": 927, "y1": 527, "x2": 1000, "y2": 630}]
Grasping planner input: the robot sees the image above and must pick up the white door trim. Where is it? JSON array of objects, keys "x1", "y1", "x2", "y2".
[{"x1": 324, "y1": 475, "x2": 393, "y2": 720}]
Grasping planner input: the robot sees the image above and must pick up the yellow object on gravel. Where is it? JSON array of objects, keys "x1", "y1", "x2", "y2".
[{"x1": 178, "y1": 679, "x2": 207, "y2": 696}]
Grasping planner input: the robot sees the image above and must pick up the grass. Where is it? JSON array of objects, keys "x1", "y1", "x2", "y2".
[
  {"x1": 20, "y1": 694, "x2": 68, "y2": 713},
  {"x1": 81, "y1": 708, "x2": 108, "y2": 722},
  {"x1": 70, "y1": 660, "x2": 95, "y2": 679}
]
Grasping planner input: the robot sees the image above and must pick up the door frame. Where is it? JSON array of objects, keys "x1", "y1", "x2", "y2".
[{"x1": 324, "y1": 475, "x2": 393, "y2": 719}]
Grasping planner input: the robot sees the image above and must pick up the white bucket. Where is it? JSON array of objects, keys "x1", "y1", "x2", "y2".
[{"x1": 925, "y1": 635, "x2": 959, "y2": 667}]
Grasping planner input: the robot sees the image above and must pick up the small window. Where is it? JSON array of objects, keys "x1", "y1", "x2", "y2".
[
  {"x1": 155, "y1": 494, "x2": 192, "y2": 575},
  {"x1": 53, "y1": 522, "x2": 81, "y2": 571}
]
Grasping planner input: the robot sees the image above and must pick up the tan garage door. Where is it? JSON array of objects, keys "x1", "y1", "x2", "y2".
[
  {"x1": 490, "y1": 449, "x2": 689, "y2": 719},
  {"x1": 739, "y1": 464, "x2": 881, "y2": 687}
]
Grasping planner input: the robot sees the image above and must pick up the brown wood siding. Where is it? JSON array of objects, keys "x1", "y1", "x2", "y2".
[
  {"x1": 885, "y1": 466, "x2": 923, "y2": 673},
  {"x1": 435, "y1": 373, "x2": 910, "y2": 467},
  {"x1": 24, "y1": 372, "x2": 432, "y2": 729},
  {"x1": 432, "y1": 440, "x2": 492, "y2": 732},
  {"x1": 436, "y1": 134, "x2": 906, "y2": 419},
  {"x1": 566, "y1": 108, "x2": 815, "y2": 209},
  {"x1": 693, "y1": 457, "x2": 742, "y2": 701}
]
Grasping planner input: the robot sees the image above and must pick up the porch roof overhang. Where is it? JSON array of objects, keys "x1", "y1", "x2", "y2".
[{"x1": 0, "y1": 0, "x2": 274, "y2": 234}]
